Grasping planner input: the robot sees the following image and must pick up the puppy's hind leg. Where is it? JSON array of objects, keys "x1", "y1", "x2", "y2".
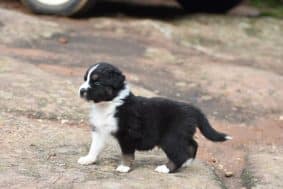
[
  {"x1": 182, "y1": 139, "x2": 198, "y2": 168},
  {"x1": 156, "y1": 136, "x2": 196, "y2": 173}
]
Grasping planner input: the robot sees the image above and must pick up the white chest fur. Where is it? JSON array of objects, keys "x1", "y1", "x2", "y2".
[
  {"x1": 78, "y1": 101, "x2": 120, "y2": 166},
  {"x1": 89, "y1": 102, "x2": 119, "y2": 134},
  {"x1": 89, "y1": 84, "x2": 130, "y2": 135}
]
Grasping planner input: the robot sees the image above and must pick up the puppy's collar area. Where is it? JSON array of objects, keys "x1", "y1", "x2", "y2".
[
  {"x1": 112, "y1": 83, "x2": 130, "y2": 105},
  {"x1": 93, "y1": 83, "x2": 130, "y2": 107}
]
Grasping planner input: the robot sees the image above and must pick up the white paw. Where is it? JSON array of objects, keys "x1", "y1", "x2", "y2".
[
  {"x1": 155, "y1": 165, "x2": 170, "y2": 174},
  {"x1": 77, "y1": 156, "x2": 96, "y2": 165},
  {"x1": 116, "y1": 165, "x2": 131, "y2": 173},
  {"x1": 182, "y1": 158, "x2": 194, "y2": 167}
]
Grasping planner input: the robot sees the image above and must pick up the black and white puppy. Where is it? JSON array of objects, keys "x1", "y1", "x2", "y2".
[{"x1": 78, "y1": 62, "x2": 231, "y2": 173}]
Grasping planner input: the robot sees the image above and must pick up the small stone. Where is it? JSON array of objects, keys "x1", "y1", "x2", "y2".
[
  {"x1": 232, "y1": 107, "x2": 238, "y2": 111},
  {"x1": 211, "y1": 157, "x2": 217, "y2": 163},
  {"x1": 218, "y1": 164, "x2": 223, "y2": 170},
  {"x1": 279, "y1": 116, "x2": 283, "y2": 121},
  {"x1": 58, "y1": 37, "x2": 68, "y2": 44},
  {"x1": 200, "y1": 95, "x2": 213, "y2": 101},
  {"x1": 175, "y1": 82, "x2": 187, "y2": 87},
  {"x1": 58, "y1": 163, "x2": 66, "y2": 167},
  {"x1": 188, "y1": 83, "x2": 197, "y2": 88},
  {"x1": 213, "y1": 111, "x2": 219, "y2": 115},
  {"x1": 61, "y1": 119, "x2": 68, "y2": 124},
  {"x1": 225, "y1": 171, "x2": 233, "y2": 177},
  {"x1": 154, "y1": 90, "x2": 160, "y2": 94},
  {"x1": 47, "y1": 152, "x2": 56, "y2": 160}
]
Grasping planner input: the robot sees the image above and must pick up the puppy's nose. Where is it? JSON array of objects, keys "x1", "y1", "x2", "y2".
[{"x1": 80, "y1": 88, "x2": 87, "y2": 98}]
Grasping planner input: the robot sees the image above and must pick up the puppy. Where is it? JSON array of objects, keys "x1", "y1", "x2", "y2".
[{"x1": 78, "y1": 62, "x2": 231, "y2": 173}]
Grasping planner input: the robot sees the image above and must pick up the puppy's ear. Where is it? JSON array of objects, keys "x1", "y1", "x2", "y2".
[{"x1": 111, "y1": 70, "x2": 125, "y2": 89}]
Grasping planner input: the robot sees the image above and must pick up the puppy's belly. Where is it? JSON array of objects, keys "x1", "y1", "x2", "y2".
[{"x1": 134, "y1": 139, "x2": 157, "y2": 151}]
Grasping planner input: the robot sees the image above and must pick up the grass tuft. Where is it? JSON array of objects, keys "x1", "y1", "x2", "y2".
[{"x1": 249, "y1": 0, "x2": 283, "y2": 17}]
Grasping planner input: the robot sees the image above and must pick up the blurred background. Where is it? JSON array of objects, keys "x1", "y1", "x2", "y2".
[{"x1": 0, "y1": 0, "x2": 282, "y2": 189}]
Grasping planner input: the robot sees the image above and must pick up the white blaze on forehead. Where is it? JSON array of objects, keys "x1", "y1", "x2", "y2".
[
  {"x1": 79, "y1": 64, "x2": 99, "y2": 91},
  {"x1": 86, "y1": 64, "x2": 99, "y2": 84}
]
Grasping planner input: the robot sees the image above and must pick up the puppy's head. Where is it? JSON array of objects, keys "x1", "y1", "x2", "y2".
[{"x1": 79, "y1": 63, "x2": 126, "y2": 103}]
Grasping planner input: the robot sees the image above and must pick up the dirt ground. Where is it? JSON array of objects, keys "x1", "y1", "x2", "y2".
[{"x1": 0, "y1": 1, "x2": 282, "y2": 189}]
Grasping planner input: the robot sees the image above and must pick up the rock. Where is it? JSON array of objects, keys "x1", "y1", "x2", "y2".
[
  {"x1": 187, "y1": 83, "x2": 197, "y2": 88},
  {"x1": 247, "y1": 149, "x2": 283, "y2": 188},
  {"x1": 218, "y1": 164, "x2": 223, "y2": 170},
  {"x1": 176, "y1": 93, "x2": 181, "y2": 97},
  {"x1": 47, "y1": 152, "x2": 56, "y2": 160},
  {"x1": 224, "y1": 171, "x2": 234, "y2": 177},
  {"x1": 175, "y1": 82, "x2": 187, "y2": 87},
  {"x1": 61, "y1": 119, "x2": 69, "y2": 124},
  {"x1": 200, "y1": 95, "x2": 213, "y2": 101},
  {"x1": 211, "y1": 157, "x2": 217, "y2": 163},
  {"x1": 154, "y1": 90, "x2": 160, "y2": 94},
  {"x1": 58, "y1": 37, "x2": 68, "y2": 44}
]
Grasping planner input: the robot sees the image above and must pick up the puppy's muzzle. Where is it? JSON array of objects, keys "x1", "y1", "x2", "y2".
[
  {"x1": 79, "y1": 88, "x2": 88, "y2": 98},
  {"x1": 79, "y1": 81, "x2": 90, "y2": 99}
]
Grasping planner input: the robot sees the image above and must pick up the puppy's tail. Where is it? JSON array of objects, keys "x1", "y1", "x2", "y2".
[{"x1": 197, "y1": 111, "x2": 232, "y2": 142}]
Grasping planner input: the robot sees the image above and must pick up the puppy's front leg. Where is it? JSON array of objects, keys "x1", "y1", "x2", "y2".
[{"x1": 78, "y1": 131, "x2": 107, "y2": 165}]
